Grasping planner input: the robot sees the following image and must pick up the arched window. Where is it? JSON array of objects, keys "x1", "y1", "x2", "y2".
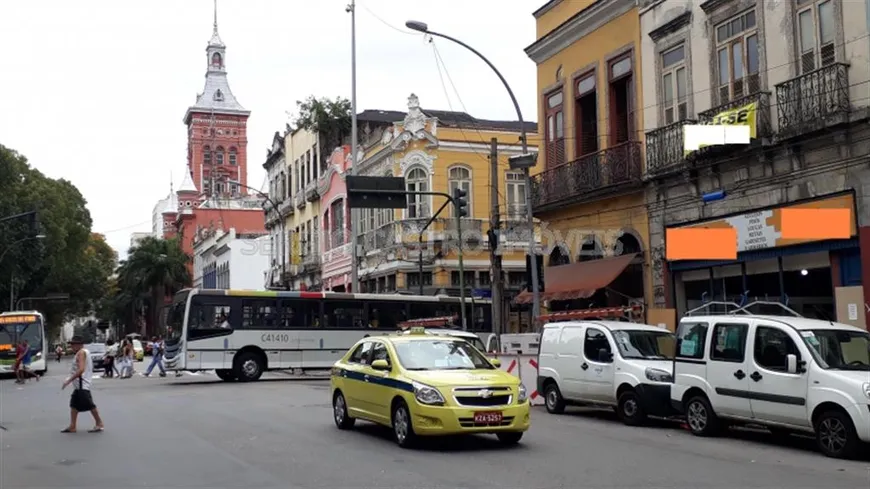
[
  {"x1": 330, "y1": 199, "x2": 346, "y2": 248},
  {"x1": 215, "y1": 146, "x2": 225, "y2": 165},
  {"x1": 405, "y1": 167, "x2": 429, "y2": 218},
  {"x1": 203, "y1": 146, "x2": 212, "y2": 167},
  {"x1": 213, "y1": 89, "x2": 224, "y2": 102},
  {"x1": 549, "y1": 246, "x2": 570, "y2": 266},
  {"x1": 211, "y1": 52, "x2": 222, "y2": 68},
  {"x1": 448, "y1": 165, "x2": 472, "y2": 218},
  {"x1": 229, "y1": 147, "x2": 237, "y2": 166}
]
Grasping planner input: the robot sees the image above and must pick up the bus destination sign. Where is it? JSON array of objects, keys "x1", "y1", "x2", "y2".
[
  {"x1": 0, "y1": 315, "x2": 37, "y2": 324},
  {"x1": 0, "y1": 344, "x2": 12, "y2": 351}
]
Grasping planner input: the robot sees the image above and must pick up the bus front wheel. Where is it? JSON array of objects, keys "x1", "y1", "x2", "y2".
[
  {"x1": 233, "y1": 352, "x2": 264, "y2": 382},
  {"x1": 215, "y1": 369, "x2": 236, "y2": 382}
]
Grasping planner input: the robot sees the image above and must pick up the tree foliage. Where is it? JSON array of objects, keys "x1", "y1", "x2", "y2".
[
  {"x1": 292, "y1": 95, "x2": 352, "y2": 153},
  {"x1": 0, "y1": 145, "x2": 117, "y2": 338},
  {"x1": 101, "y1": 236, "x2": 191, "y2": 336}
]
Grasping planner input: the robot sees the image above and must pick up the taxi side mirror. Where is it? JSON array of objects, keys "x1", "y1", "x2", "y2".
[
  {"x1": 371, "y1": 359, "x2": 391, "y2": 371},
  {"x1": 489, "y1": 358, "x2": 501, "y2": 368}
]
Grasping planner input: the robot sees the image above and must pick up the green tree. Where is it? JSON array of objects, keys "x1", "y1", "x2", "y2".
[
  {"x1": 0, "y1": 145, "x2": 116, "y2": 338},
  {"x1": 118, "y1": 236, "x2": 191, "y2": 336},
  {"x1": 292, "y1": 95, "x2": 352, "y2": 159}
]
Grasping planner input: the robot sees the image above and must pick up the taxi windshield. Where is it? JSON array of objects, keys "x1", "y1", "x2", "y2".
[{"x1": 395, "y1": 339, "x2": 494, "y2": 371}]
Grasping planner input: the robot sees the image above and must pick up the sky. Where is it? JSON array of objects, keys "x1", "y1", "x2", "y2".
[{"x1": 0, "y1": 0, "x2": 541, "y2": 260}]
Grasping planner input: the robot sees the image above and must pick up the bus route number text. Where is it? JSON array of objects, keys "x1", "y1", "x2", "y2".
[{"x1": 261, "y1": 333, "x2": 290, "y2": 343}]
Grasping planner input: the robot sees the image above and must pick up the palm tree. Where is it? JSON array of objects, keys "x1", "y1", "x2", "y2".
[{"x1": 121, "y1": 237, "x2": 191, "y2": 336}]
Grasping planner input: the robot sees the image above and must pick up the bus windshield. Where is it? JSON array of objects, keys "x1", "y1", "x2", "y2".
[
  {"x1": 167, "y1": 291, "x2": 189, "y2": 341},
  {"x1": 0, "y1": 315, "x2": 44, "y2": 357}
]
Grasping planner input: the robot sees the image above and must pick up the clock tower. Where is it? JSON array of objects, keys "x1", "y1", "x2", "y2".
[{"x1": 183, "y1": 0, "x2": 250, "y2": 198}]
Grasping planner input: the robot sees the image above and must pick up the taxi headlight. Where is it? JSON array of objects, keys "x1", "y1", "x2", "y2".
[
  {"x1": 863, "y1": 382, "x2": 870, "y2": 400},
  {"x1": 517, "y1": 384, "x2": 528, "y2": 403},
  {"x1": 412, "y1": 381, "x2": 445, "y2": 405}
]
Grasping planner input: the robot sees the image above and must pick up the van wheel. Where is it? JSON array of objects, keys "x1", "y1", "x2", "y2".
[
  {"x1": 617, "y1": 390, "x2": 647, "y2": 426},
  {"x1": 544, "y1": 383, "x2": 565, "y2": 414},
  {"x1": 233, "y1": 352, "x2": 264, "y2": 382},
  {"x1": 815, "y1": 410, "x2": 860, "y2": 459},
  {"x1": 685, "y1": 395, "x2": 720, "y2": 436}
]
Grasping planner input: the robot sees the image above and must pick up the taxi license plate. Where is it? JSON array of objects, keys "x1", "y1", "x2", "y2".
[{"x1": 473, "y1": 412, "x2": 503, "y2": 424}]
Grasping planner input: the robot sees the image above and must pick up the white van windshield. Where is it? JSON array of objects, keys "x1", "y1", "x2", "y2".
[
  {"x1": 612, "y1": 330, "x2": 675, "y2": 360},
  {"x1": 802, "y1": 330, "x2": 870, "y2": 371}
]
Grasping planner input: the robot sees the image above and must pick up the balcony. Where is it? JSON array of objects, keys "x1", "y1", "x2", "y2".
[
  {"x1": 692, "y1": 91, "x2": 772, "y2": 160},
  {"x1": 776, "y1": 63, "x2": 850, "y2": 140},
  {"x1": 360, "y1": 223, "x2": 397, "y2": 252},
  {"x1": 530, "y1": 141, "x2": 643, "y2": 213},
  {"x1": 294, "y1": 192, "x2": 306, "y2": 210},
  {"x1": 645, "y1": 119, "x2": 696, "y2": 178},
  {"x1": 444, "y1": 218, "x2": 483, "y2": 236},
  {"x1": 278, "y1": 199, "x2": 294, "y2": 218},
  {"x1": 305, "y1": 182, "x2": 320, "y2": 202}
]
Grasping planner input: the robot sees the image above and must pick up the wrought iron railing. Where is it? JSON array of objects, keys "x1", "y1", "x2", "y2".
[
  {"x1": 694, "y1": 92, "x2": 772, "y2": 158},
  {"x1": 645, "y1": 119, "x2": 696, "y2": 177},
  {"x1": 775, "y1": 62, "x2": 850, "y2": 139},
  {"x1": 530, "y1": 141, "x2": 643, "y2": 211}
]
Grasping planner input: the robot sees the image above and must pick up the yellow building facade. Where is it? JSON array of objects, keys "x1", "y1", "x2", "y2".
[
  {"x1": 354, "y1": 94, "x2": 539, "y2": 304},
  {"x1": 283, "y1": 127, "x2": 324, "y2": 290},
  {"x1": 524, "y1": 0, "x2": 653, "y2": 313}
]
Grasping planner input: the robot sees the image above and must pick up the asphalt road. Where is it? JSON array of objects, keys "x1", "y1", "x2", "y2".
[{"x1": 1, "y1": 359, "x2": 867, "y2": 489}]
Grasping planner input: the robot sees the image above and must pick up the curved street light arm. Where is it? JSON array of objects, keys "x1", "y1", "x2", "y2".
[{"x1": 426, "y1": 30, "x2": 529, "y2": 153}]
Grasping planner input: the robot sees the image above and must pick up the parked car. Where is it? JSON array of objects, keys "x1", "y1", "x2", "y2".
[
  {"x1": 86, "y1": 343, "x2": 107, "y2": 370},
  {"x1": 537, "y1": 320, "x2": 677, "y2": 426},
  {"x1": 670, "y1": 310, "x2": 870, "y2": 459}
]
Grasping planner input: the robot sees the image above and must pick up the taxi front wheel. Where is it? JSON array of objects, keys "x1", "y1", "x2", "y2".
[
  {"x1": 392, "y1": 400, "x2": 418, "y2": 448},
  {"x1": 496, "y1": 432, "x2": 523, "y2": 445},
  {"x1": 333, "y1": 391, "x2": 355, "y2": 430}
]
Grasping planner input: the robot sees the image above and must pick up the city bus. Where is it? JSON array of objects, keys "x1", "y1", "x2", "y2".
[
  {"x1": 163, "y1": 289, "x2": 493, "y2": 382},
  {"x1": 0, "y1": 311, "x2": 47, "y2": 377}
]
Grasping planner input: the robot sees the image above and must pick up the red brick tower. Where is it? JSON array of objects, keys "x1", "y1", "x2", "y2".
[{"x1": 183, "y1": 3, "x2": 250, "y2": 198}]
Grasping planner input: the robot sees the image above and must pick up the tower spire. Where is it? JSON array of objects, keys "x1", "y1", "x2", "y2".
[{"x1": 213, "y1": 0, "x2": 218, "y2": 36}]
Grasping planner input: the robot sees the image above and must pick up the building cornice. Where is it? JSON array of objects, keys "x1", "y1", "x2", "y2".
[
  {"x1": 648, "y1": 10, "x2": 692, "y2": 42},
  {"x1": 533, "y1": 0, "x2": 563, "y2": 18},
  {"x1": 699, "y1": 0, "x2": 732, "y2": 13},
  {"x1": 437, "y1": 140, "x2": 539, "y2": 156},
  {"x1": 525, "y1": 0, "x2": 636, "y2": 64},
  {"x1": 184, "y1": 107, "x2": 251, "y2": 125}
]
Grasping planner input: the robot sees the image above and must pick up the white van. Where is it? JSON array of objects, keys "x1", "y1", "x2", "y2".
[
  {"x1": 537, "y1": 320, "x2": 677, "y2": 425},
  {"x1": 670, "y1": 311, "x2": 870, "y2": 459}
]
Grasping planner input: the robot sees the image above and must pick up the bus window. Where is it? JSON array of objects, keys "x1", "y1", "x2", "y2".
[
  {"x1": 189, "y1": 296, "x2": 235, "y2": 331},
  {"x1": 409, "y1": 302, "x2": 439, "y2": 319},
  {"x1": 280, "y1": 299, "x2": 319, "y2": 328},
  {"x1": 369, "y1": 302, "x2": 408, "y2": 330},
  {"x1": 324, "y1": 301, "x2": 365, "y2": 329},
  {"x1": 241, "y1": 299, "x2": 279, "y2": 329}
]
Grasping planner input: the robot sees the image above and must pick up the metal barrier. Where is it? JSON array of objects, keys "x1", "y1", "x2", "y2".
[{"x1": 495, "y1": 353, "x2": 543, "y2": 406}]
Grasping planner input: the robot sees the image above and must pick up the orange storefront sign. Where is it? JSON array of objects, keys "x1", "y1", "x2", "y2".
[{"x1": 666, "y1": 193, "x2": 856, "y2": 261}]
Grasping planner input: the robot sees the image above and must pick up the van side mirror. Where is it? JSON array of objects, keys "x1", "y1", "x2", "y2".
[
  {"x1": 786, "y1": 354, "x2": 797, "y2": 374},
  {"x1": 489, "y1": 358, "x2": 501, "y2": 368},
  {"x1": 371, "y1": 359, "x2": 391, "y2": 371},
  {"x1": 598, "y1": 348, "x2": 613, "y2": 363}
]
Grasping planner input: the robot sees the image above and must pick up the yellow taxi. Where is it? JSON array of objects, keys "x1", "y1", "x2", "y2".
[{"x1": 330, "y1": 328, "x2": 530, "y2": 448}]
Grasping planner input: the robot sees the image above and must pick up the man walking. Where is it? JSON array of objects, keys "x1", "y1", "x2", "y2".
[
  {"x1": 144, "y1": 336, "x2": 166, "y2": 377},
  {"x1": 15, "y1": 340, "x2": 38, "y2": 384},
  {"x1": 61, "y1": 335, "x2": 104, "y2": 433}
]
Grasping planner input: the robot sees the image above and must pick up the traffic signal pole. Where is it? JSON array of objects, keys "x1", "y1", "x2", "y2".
[{"x1": 489, "y1": 138, "x2": 503, "y2": 338}]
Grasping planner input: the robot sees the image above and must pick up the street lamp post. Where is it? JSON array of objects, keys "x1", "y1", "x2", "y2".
[
  {"x1": 1, "y1": 234, "x2": 46, "y2": 311},
  {"x1": 405, "y1": 21, "x2": 541, "y2": 320},
  {"x1": 230, "y1": 181, "x2": 287, "y2": 289}
]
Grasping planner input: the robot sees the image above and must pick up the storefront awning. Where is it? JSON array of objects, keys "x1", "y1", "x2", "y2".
[{"x1": 514, "y1": 253, "x2": 637, "y2": 304}]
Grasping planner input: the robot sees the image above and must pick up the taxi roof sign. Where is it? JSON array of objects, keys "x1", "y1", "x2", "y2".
[{"x1": 408, "y1": 326, "x2": 428, "y2": 335}]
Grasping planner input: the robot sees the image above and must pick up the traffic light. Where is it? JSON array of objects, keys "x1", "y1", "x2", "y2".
[
  {"x1": 525, "y1": 253, "x2": 545, "y2": 292},
  {"x1": 453, "y1": 188, "x2": 468, "y2": 218}
]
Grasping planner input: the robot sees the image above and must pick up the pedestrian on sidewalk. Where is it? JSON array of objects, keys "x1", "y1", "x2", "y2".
[
  {"x1": 144, "y1": 336, "x2": 166, "y2": 377},
  {"x1": 55, "y1": 344, "x2": 63, "y2": 363},
  {"x1": 61, "y1": 335, "x2": 104, "y2": 433}
]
